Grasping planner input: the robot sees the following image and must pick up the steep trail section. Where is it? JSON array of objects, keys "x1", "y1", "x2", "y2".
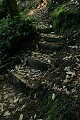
[
  {"x1": 28, "y1": 0, "x2": 51, "y2": 28},
  {"x1": 2, "y1": 23, "x2": 80, "y2": 120},
  {"x1": 8, "y1": 29, "x2": 65, "y2": 91},
  {"x1": 1, "y1": 27, "x2": 80, "y2": 119},
  {"x1": 33, "y1": 7, "x2": 51, "y2": 28}
]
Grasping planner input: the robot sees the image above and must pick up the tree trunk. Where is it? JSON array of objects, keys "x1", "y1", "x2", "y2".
[
  {"x1": 6, "y1": 0, "x2": 19, "y2": 17},
  {"x1": 79, "y1": 0, "x2": 80, "y2": 6}
]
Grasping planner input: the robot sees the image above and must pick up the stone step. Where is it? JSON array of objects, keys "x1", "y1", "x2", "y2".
[
  {"x1": 38, "y1": 27, "x2": 53, "y2": 33},
  {"x1": 29, "y1": 51, "x2": 52, "y2": 63},
  {"x1": 8, "y1": 66, "x2": 44, "y2": 90},
  {"x1": 40, "y1": 49, "x2": 57, "y2": 54},
  {"x1": 7, "y1": 51, "x2": 52, "y2": 90},
  {"x1": 38, "y1": 41, "x2": 64, "y2": 51},
  {"x1": 25, "y1": 51, "x2": 53, "y2": 71},
  {"x1": 41, "y1": 36, "x2": 65, "y2": 42},
  {"x1": 30, "y1": 50, "x2": 52, "y2": 60},
  {"x1": 8, "y1": 69, "x2": 27, "y2": 89},
  {"x1": 27, "y1": 57, "x2": 49, "y2": 72},
  {"x1": 7, "y1": 50, "x2": 53, "y2": 90}
]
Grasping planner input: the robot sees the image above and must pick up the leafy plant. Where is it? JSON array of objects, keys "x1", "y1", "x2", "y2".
[{"x1": 0, "y1": 14, "x2": 37, "y2": 55}]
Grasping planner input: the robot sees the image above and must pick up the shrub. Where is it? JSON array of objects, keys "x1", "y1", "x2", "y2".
[
  {"x1": 51, "y1": 2, "x2": 80, "y2": 34},
  {"x1": 0, "y1": 14, "x2": 37, "y2": 55}
]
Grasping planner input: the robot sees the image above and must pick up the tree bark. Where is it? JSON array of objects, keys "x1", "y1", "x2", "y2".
[
  {"x1": 6, "y1": 0, "x2": 19, "y2": 17},
  {"x1": 79, "y1": 0, "x2": 80, "y2": 6}
]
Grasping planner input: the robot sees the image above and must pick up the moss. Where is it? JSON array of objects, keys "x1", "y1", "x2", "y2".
[{"x1": 51, "y1": 2, "x2": 80, "y2": 34}]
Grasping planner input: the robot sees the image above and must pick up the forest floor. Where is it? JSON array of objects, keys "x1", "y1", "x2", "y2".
[{"x1": 0, "y1": 1, "x2": 80, "y2": 120}]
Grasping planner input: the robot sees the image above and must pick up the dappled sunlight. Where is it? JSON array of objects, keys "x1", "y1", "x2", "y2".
[
  {"x1": 28, "y1": 9, "x2": 37, "y2": 16},
  {"x1": 37, "y1": 0, "x2": 48, "y2": 8},
  {"x1": 28, "y1": 0, "x2": 48, "y2": 16}
]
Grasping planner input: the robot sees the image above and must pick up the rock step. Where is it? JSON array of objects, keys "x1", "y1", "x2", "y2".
[
  {"x1": 7, "y1": 51, "x2": 52, "y2": 90},
  {"x1": 38, "y1": 42, "x2": 64, "y2": 51},
  {"x1": 28, "y1": 51, "x2": 52, "y2": 63},
  {"x1": 8, "y1": 66, "x2": 44, "y2": 90},
  {"x1": 40, "y1": 36, "x2": 65, "y2": 42},
  {"x1": 8, "y1": 69, "x2": 27, "y2": 88},
  {"x1": 40, "y1": 49, "x2": 57, "y2": 54},
  {"x1": 38, "y1": 27, "x2": 53, "y2": 33},
  {"x1": 27, "y1": 57, "x2": 49, "y2": 72}
]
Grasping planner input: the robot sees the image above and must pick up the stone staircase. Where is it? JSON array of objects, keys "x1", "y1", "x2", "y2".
[
  {"x1": 2, "y1": 27, "x2": 80, "y2": 120},
  {"x1": 8, "y1": 27, "x2": 66, "y2": 91}
]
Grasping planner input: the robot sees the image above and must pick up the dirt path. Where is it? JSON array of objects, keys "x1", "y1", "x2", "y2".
[{"x1": 28, "y1": 0, "x2": 51, "y2": 28}]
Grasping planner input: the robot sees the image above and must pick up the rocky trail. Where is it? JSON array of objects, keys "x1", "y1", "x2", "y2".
[{"x1": 0, "y1": 4, "x2": 80, "y2": 120}]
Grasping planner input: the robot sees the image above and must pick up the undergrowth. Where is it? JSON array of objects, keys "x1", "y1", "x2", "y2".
[{"x1": 0, "y1": 14, "x2": 37, "y2": 56}]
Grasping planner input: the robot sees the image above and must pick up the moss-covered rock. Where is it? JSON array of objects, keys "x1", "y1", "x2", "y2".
[{"x1": 51, "y1": 2, "x2": 80, "y2": 34}]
